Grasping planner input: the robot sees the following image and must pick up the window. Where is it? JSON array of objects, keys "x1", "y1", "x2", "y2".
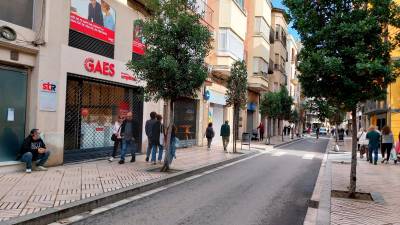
[
  {"x1": 253, "y1": 57, "x2": 268, "y2": 75},
  {"x1": 275, "y1": 25, "x2": 281, "y2": 40},
  {"x1": 234, "y1": 0, "x2": 244, "y2": 9},
  {"x1": 254, "y1": 17, "x2": 270, "y2": 41},
  {"x1": 0, "y1": 0, "x2": 34, "y2": 29},
  {"x1": 274, "y1": 53, "x2": 279, "y2": 69},
  {"x1": 218, "y1": 28, "x2": 244, "y2": 60}
]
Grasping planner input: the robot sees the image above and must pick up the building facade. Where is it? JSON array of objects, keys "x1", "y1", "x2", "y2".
[{"x1": 0, "y1": 0, "x2": 166, "y2": 166}]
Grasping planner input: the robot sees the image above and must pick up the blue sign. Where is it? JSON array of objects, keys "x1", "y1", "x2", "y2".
[
  {"x1": 247, "y1": 102, "x2": 257, "y2": 111},
  {"x1": 204, "y1": 90, "x2": 211, "y2": 101}
]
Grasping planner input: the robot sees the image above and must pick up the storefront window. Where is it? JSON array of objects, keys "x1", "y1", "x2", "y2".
[
  {"x1": 64, "y1": 76, "x2": 143, "y2": 162},
  {"x1": 174, "y1": 98, "x2": 198, "y2": 146}
]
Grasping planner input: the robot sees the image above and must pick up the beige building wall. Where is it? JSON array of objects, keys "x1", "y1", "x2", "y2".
[{"x1": 0, "y1": 0, "x2": 164, "y2": 166}]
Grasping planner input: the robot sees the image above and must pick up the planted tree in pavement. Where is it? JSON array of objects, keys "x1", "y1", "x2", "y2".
[
  {"x1": 283, "y1": 0, "x2": 400, "y2": 197},
  {"x1": 127, "y1": 0, "x2": 212, "y2": 172},
  {"x1": 226, "y1": 60, "x2": 248, "y2": 153}
]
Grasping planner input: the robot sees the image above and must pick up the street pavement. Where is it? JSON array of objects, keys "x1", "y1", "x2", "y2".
[{"x1": 69, "y1": 137, "x2": 329, "y2": 225}]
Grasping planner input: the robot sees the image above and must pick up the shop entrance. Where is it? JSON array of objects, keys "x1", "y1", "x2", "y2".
[
  {"x1": 64, "y1": 75, "x2": 144, "y2": 163},
  {"x1": 0, "y1": 67, "x2": 27, "y2": 162}
]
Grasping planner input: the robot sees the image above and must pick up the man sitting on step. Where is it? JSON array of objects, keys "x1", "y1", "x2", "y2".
[{"x1": 17, "y1": 129, "x2": 50, "y2": 173}]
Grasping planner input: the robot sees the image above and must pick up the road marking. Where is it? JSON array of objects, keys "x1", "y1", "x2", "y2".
[
  {"x1": 49, "y1": 151, "x2": 266, "y2": 225},
  {"x1": 302, "y1": 154, "x2": 315, "y2": 160},
  {"x1": 272, "y1": 152, "x2": 286, "y2": 156}
]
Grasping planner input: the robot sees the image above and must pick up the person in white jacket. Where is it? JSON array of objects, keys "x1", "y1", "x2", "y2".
[
  {"x1": 109, "y1": 116, "x2": 124, "y2": 162},
  {"x1": 358, "y1": 128, "x2": 369, "y2": 159}
]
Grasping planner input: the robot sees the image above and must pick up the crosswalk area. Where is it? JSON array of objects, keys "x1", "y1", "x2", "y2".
[{"x1": 257, "y1": 147, "x2": 322, "y2": 161}]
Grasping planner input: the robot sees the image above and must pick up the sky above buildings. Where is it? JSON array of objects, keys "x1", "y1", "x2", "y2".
[{"x1": 272, "y1": 0, "x2": 300, "y2": 41}]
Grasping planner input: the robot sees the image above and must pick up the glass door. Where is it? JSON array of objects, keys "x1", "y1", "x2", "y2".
[{"x1": 0, "y1": 67, "x2": 27, "y2": 162}]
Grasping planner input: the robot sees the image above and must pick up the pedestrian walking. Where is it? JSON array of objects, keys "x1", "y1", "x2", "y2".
[
  {"x1": 358, "y1": 128, "x2": 369, "y2": 159},
  {"x1": 119, "y1": 112, "x2": 139, "y2": 164},
  {"x1": 220, "y1": 121, "x2": 230, "y2": 152},
  {"x1": 257, "y1": 122, "x2": 265, "y2": 141},
  {"x1": 316, "y1": 126, "x2": 320, "y2": 139},
  {"x1": 145, "y1": 112, "x2": 157, "y2": 162},
  {"x1": 381, "y1": 126, "x2": 394, "y2": 164},
  {"x1": 109, "y1": 116, "x2": 124, "y2": 162},
  {"x1": 157, "y1": 115, "x2": 165, "y2": 164},
  {"x1": 205, "y1": 122, "x2": 215, "y2": 150},
  {"x1": 166, "y1": 125, "x2": 177, "y2": 166},
  {"x1": 150, "y1": 114, "x2": 163, "y2": 165},
  {"x1": 366, "y1": 125, "x2": 381, "y2": 165}
]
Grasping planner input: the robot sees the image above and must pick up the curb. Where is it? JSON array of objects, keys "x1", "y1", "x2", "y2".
[
  {"x1": 273, "y1": 137, "x2": 304, "y2": 148},
  {"x1": 303, "y1": 138, "x2": 333, "y2": 225},
  {"x1": 2, "y1": 151, "x2": 257, "y2": 225}
]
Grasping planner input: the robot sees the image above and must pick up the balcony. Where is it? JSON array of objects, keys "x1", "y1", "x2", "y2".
[
  {"x1": 219, "y1": 0, "x2": 247, "y2": 40},
  {"x1": 248, "y1": 75, "x2": 269, "y2": 92},
  {"x1": 195, "y1": 0, "x2": 214, "y2": 30},
  {"x1": 364, "y1": 100, "x2": 388, "y2": 115}
]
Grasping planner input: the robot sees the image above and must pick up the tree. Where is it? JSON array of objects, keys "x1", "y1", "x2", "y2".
[
  {"x1": 283, "y1": 0, "x2": 400, "y2": 197},
  {"x1": 260, "y1": 87, "x2": 293, "y2": 142},
  {"x1": 278, "y1": 87, "x2": 294, "y2": 141},
  {"x1": 260, "y1": 91, "x2": 281, "y2": 144},
  {"x1": 226, "y1": 60, "x2": 248, "y2": 153},
  {"x1": 127, "y1": 0, "x2": 212, "y2": 172}
]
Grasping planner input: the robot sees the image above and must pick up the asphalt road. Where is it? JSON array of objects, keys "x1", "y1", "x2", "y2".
[{"x1": 72, "y1": 137, "x2": 329, "y2": 225}]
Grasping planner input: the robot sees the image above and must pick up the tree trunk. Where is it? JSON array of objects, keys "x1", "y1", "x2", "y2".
[
  {"x1": 233, "y1": 105, "x2": 239, "y2": 153},
  {"x1": 349, "y1": 108, "x2": 358, "y2": 197},
  {"x1": 267, "y1": 117, "x2": 271, "y2": 144},
  {"x1": 161, "y1": 99, "x2": 174, "y2": 172}
]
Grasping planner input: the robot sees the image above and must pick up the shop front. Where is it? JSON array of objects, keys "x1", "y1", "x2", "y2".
[
  {"x1": 174, "y1": 98, "x2": 198, "y2": 147},
  {"x1": 61, "y1": 46, "x2": 144, "y2": 163},
  {"x1": 208, "y1": 90, "x2": 226, "y2": 137},
  {"x1": 0, "y1": 66, "x2": 28, "y2": 162}
]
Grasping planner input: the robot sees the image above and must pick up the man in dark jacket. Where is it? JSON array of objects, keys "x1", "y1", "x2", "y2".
[
  {"x1": 150, "y1": 115, "x2": 162, "y2": 164},
  {"x1": 145, "y1": 112, "x2": 157, "y2": 162},
  {"x1": 220, "y1": 121, "x2": 230, "y2": 152},
  {"x1": 88, "y1": 0, "x2": 104, "y2": 26},
  {"x1": 119, "y1": 112, "x2": 140, "y2": 164},
  {"x1": 18, "y1": 129, "x2": 50, "y2": 173}
]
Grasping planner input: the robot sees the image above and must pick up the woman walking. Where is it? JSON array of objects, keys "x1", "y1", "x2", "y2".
[
  {"x1": 358, "y1": 128, "x2": 368, "y2": 159},
  {"x1": 156, "y1": 114, "x2": 165, "y2": 164},
  {"x1": 205, "y1": 122, "x2": 215, "y2": 150},
  {"x1": 381, "y1": 126, "x2": 394, "y2": 164},
  {"x1": 109, "y1": 116, "x2": 123, "y2": 162}
]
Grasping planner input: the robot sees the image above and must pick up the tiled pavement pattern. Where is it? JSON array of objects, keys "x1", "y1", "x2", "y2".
[
  {"x1": 330, "y1": 138, "x2": 400, "y2": 225},
  {"x1": 0, "y1": 144, "x2": 240, "y2": 222}
]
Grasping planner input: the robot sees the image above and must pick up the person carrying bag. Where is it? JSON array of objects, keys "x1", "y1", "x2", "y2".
[{"x1": 109, "y1": 116, "x2": 123, "y2": 162}]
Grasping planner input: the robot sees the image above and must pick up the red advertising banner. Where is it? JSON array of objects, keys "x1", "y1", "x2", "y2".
[
  {"x1": 132, "y1": 20, "x2": 145, "y2": 55},
  {"x1": 70, "y1": 0, "x2": 116, "y2": 44}
]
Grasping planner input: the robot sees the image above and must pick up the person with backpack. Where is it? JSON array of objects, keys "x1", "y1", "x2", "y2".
[{"x1": 205, "y1": 122, "x2": 215, "y2": 150}]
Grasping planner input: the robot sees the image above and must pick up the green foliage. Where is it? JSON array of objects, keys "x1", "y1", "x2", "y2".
[
  {"x1": 260, "y1": 87, "x2": 293, "y2": 120},
  {"x1": 127, "y1": 0, "x2": 212, "y2": 102},
  {"x1": 289, "y1": 110, "x2": 299, "y2": 123},
  {"x1": 283, "y1": 0, "x2": 400, "y2": 110},
  {"x1": 226, "y1": 60, "x2": 248, "y2": 108}
]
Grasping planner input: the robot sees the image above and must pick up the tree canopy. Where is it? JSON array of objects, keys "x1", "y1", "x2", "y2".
[
  {"x1": 127, "y1": 0, "x2": 213, "y2": 102},
  {"x1": 226, "y1": 60, "x2": 248, "y2": 109},
  {"x1": 283, "y1": 0, "x2": 400, "y2": 110},
  {"x1": 260, "y1": 87, "x2": 293, "y2": 120}
]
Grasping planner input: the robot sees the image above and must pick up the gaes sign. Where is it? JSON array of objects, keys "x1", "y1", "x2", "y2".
[{"x1": 84, "y1": 57, "x2": 115, "y2": 76}]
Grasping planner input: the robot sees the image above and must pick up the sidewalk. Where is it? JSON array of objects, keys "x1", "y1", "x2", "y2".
[
  {"x1": 310, "y1": 137, "x2": 400, "y2": 225},
  {"x1": 0, "y1": 144, "x2": 250, "y2": 223}
]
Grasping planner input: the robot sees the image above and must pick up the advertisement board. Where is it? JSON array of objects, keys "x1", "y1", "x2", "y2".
[
  {"x1": 70, "y1": 0, "x2": 116, "y2": 44},
  {"x1": 132, "y1": 20, "x2": 145, "y2": 55}
]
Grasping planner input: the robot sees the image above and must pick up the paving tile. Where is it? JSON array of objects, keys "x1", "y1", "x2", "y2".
[{"x1": 0, "y1": 141, "x2": 261, "y2": 221}]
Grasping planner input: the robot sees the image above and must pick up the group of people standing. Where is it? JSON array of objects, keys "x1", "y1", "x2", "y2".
[
  {"x1": 109, "y1": 111, "x2": 176, "y2": 165},
  {"x1": 357, "y1": 125, "x2": 400, "y2": 165}
]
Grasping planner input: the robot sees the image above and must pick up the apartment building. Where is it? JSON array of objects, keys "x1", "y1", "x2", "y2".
[{"x1": 0, "y1": 0, "x2": 165, "y2": 167}]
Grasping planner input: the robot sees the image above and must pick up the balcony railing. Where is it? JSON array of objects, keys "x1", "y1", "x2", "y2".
[
  {"x1": 253, "y1": 57, "x2": 269, "y2": 78},
  {"x1": 195, "y1": 0, "x2": 214, "y2": 28}
]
